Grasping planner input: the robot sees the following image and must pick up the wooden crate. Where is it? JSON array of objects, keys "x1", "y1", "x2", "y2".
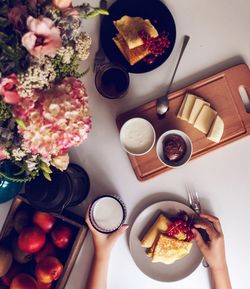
[{"x1": 0, "y1": 196, "x2": 88, "y2": 289}]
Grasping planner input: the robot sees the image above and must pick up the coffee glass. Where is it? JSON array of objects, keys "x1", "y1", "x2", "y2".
[{"x1": 95, "y1": 63, "x2": 130, "y2": 99}]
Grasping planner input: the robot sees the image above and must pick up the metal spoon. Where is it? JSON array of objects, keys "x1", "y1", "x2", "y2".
[{"x1": 156, "y1": 35, "x2": 190, "y2": 118}]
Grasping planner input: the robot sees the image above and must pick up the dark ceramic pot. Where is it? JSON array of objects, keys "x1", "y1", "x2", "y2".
[{"x1": 24, "y1": 163, "x2": 90, "y2": 213}]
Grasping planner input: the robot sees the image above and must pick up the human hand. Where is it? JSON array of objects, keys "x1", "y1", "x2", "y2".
[
  {"x1": 85, "y1": 206, "x2": 129, "y2": 259},
  {"x1": 192, "y1": 214, "x2": 226, "y2": 270}
]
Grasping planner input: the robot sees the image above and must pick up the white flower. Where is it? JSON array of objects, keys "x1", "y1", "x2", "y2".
[
  {"x1": 75, "y1": 32, "x2": 91, "y2": 61},
  {"x1": 12, "y1": 148, "x2": 27, "y2": 161},
  {"x1": 26, "y1": 155, "x2": 39, "y2": 171}
]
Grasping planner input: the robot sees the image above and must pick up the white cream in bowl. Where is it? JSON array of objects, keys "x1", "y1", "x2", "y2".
[{"x1": 120, "y1": 118, "x2": 156, "y2": 156}]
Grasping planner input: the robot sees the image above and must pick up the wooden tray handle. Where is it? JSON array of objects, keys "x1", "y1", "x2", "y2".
[{"x1": 226, "y1": 64, "x2": 250, "y2": 133}]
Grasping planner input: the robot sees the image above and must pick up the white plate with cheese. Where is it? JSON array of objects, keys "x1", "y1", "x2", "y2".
[{"x1": 129, "y1": 201, "x2": 203, "y2": 282}]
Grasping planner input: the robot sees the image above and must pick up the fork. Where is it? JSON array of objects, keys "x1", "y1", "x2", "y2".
[
  {"x1": 93, "y1": 0, "x2": 108, "y2": 72},
  {"x1": 186, "y1": 184, "x2": 209, "y2": 268}
]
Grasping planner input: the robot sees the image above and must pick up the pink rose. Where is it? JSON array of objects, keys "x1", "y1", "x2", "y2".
[
  {"x1": 22, "y1": 16, "x2": 62, "y2": 58},
  {"x1": 52, "y1": 0, "x2": 72, "y2": 11},
  {"x1": 0, "y1": 74, "x2": 20, "y2": 104},
  {"x1": 8, "y1": 4, "x2": 27, "y2": 29},
  {"x1": 51, "y1": 154, "x2": 69, "y2": 171},
  {"x1": 0, "y1": 145, "x2": 10, "y2": 161}
]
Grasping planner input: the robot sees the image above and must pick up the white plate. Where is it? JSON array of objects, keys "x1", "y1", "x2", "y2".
[{"x1": 129, "y1": 201, "x2": 202, "y2": 282}]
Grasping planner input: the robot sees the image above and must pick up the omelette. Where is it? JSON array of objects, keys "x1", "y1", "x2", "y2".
[
  {"x1": 112, "y1": 16, "x2": 159, "y2": 65},
  {"x1": 140, "y1": 213, "x2": 193, "y2": 265}
]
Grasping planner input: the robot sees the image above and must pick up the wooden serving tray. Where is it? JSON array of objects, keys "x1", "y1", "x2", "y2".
[{"x1": 117, "y1": 64, "x2": 250, "y2": 181}]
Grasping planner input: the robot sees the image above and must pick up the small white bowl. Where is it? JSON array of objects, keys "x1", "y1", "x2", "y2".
[
  {"x1": 156, "y1": 130, "x2": 193, "y2": 168},
  {"x1": 120, "y1": 118, "x2": 156, "y2": 156}
]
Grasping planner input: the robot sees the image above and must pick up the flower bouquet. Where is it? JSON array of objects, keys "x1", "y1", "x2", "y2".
[{"x1": 0, "y1": 0, "x2": 107, "y2": 182}]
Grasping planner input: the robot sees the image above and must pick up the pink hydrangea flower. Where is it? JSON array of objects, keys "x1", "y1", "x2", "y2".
[
  {"x1": 14, "y1": 78, "x2": 91, "y2": 168},
  {"x1": 0, "y1": 74, "x2": 20, "y2": 104},
  {"x1": 22, "y1": 16, "x2": 62, "y2": 58}
]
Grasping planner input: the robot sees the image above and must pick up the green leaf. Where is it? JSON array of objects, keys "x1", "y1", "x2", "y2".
[
  {"x1": 94, "y1": 9, "x2": 109, "y2": 15},
  {"x1": 86, "y1": 10, "x2": 102, "y2": 18},
  {"x1": 40, "y1": 162, "x2": 52, "y2": 174},
  {"x1": 0, "y1": 16, "x2": 8, "y2": 27},
  {"x1": 43, "y1": 171, "x2": 52, "y2": 181},
  {"x1": 15, "y1": 118, "x2": 26, "y2": 129},
  {"x1": 0, "y1": 31, "x2": 8, "y2": 41}
]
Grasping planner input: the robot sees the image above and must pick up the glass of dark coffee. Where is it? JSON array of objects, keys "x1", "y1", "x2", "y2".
[{"x1": 95, "y1": 63, "x2": 130, "y2": 99}]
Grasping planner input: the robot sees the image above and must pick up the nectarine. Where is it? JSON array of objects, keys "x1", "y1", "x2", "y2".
[
  {"x1": 35, "y1": 257, "x2": 63, "y2": 284},
  {"x1": 18, "y1": 226, "x2": 46, "y2": 253},
  {"x1": 10, "y1": 274, "x2": 37, "y2": 289},
  {"x1": 33, "y1": 212, "x2": 56, "y2": 233}
]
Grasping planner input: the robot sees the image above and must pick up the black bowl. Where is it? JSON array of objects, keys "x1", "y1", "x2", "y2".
[{"x1": 101, "y1": 0, "x2": 176, "y2": 73}]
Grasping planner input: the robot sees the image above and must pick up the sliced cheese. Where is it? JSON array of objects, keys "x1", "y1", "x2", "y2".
[
  {"x1": 188, "y1": 98, "x2": 210, "y2": 124},
  {"x1": 194, "y1": 105, "x2": 217, "y2": 134},
  {"x1": 179, "y1": 93, "x2": 197, "y2": 121},
  {"x1": 177, "y1": 94, "x2": 187, "y2": 118},
  {"x1": 207, "y1": 115, "x2": 224, "y2": 143}
]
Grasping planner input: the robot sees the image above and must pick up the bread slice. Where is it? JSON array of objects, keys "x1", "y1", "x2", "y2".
[
  {"x1": 141, "y1": 214, "x2": 171, "y2": 248},
  {"x1": 113, "y1": 34, "x2": 150, "y2": 65},
  {"x1": 152, "y1": 234, "x2": 192, "y2": 264},
  {"x1": 113, "y1": 16, "x2": 158, "y2": 49}
]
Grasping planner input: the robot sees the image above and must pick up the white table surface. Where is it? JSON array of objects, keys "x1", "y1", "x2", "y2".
[{"x1": 1, "y1": 0, "x2": 250, "y2": 288}]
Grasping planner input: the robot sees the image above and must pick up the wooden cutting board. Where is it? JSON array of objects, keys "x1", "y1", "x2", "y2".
[{"x1": 116, "y1": 64, "x2": 250, "y2": 181}]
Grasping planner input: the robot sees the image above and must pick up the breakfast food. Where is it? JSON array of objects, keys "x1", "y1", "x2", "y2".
[
  {"x1": 163, "y1": 134, "x2": 186, "y2": 162},
  {"x1": 113, "y1": 16, "x2": 170, "y2": 65},
  {"x1": 120, "y1": 118, "x2": 155, "y2": 155},
  {"x1": 141, "y1": 214, "x2": 171, "y2": 248},
  {"x1": 113, "y1": 34, "x2": 150, "y2": 65},
  {"x1": 188, "y1": 98, "x2": 210, "y2": 125},
  {"x1": 141, "y1": 212, "x2": 194, "y2": 265},
  {"x1": 151, "y1": 234, "x2": 192, "y2": 264},
  {"x1": 113, "y1": 16, "x2": 159, "y2": 49},
  {"x1": 177, "y1": 93, "x2": 224, "y2": 143},
  {"x1": 207, "y1": 115, "x2": 224, "y2": 143},
  {"x1": 178, "y1": 93, "x2": 197, "y2": 121},
  {"x1": 194, "y1": 105, "x2": 217, "y2": 134}
]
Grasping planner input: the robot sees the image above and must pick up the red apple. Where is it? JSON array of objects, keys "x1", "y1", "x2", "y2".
[
  {"x1": 35, "y1": 242, "x2": 56, "y2": 263},
  {"x1": 51, "y1": 224, "x2": 73, "y2": 249},
  {"x1": 1, "y1": 263, "x2": 22, "y2": 286},
  {"x1": 33, "y1": 212, "x2": 56, "y2": 233},
  {"x1": 10, "y1": 274, "x2": 37, "y2": 289},
  {"x1": 35, "y1": 257, "x2": 63, "y2": 284},
  {"x1": 18, "y1": 226, "x2": 46, "y2": 253}
]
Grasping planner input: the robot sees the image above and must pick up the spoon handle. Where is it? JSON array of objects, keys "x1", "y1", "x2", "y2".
[{"x1": 166, "y1": 35, "x2": 190, "y2": 96}]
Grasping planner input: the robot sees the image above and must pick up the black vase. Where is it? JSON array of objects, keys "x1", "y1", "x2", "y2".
[{"x1": 24, "y1": 163, "x2": 90, "y2": 213}]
